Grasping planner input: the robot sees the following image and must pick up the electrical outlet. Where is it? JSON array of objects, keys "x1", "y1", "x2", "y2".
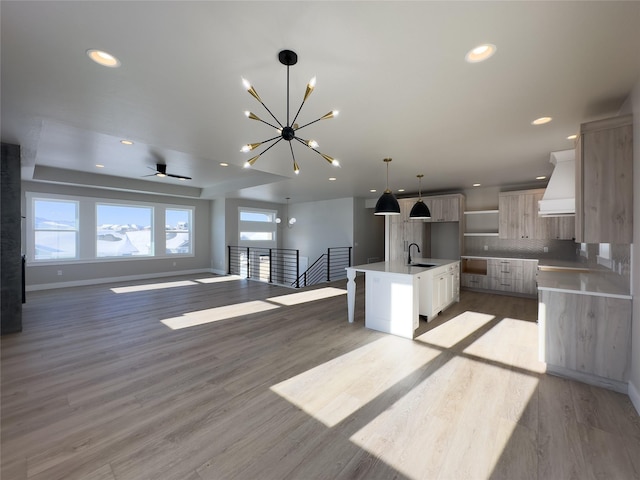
[
  {"x1": 483, "y1": 245, "x2": 488, "y2": 251},
  {"x1": 57, "y1": 270, "x2": 62, "y2": 276},
  {"x1": 173, "y1": 262, "x2": 176, "y2": 267},
  {"x1": 543, "y1": 246, "x2": 549, "y2": 253}
]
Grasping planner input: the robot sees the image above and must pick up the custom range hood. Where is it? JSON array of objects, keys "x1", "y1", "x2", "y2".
[{"x1": 538, "y1": 149, "x2": 576, "y2": 217}]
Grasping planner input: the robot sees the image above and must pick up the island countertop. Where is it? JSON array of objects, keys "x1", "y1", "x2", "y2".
[{"x1": 348, "y1": 258, "x2": 459, "y2": 276}]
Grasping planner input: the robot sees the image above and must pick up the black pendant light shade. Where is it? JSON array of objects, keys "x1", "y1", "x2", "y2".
[
  {"x1": 374, "y1": 158, "x2": 401, "y2": 215},
  {"x1": 409, "y1": 199, "x2": 431, "y2": 219},
  {"x1": 375, "y1": 190, "x2": 401, "y2": 215},
  {"x1": 409, "y1": 174, "x2": 431, "y2": 219}
]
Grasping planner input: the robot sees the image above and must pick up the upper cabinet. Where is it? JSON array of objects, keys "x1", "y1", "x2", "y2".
[
  {"x1": 424, "y1": 195, "x2": 462, "y2": 222},
  {"x1": 575, "y1": 115, "x2": 633, "y2": 244},
  {"x1": 499, "y1": 189, "x2": 574, "y2": 240}
]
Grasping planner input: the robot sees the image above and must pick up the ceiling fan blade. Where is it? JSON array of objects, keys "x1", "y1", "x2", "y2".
[{"x1": 167, "y1": 173, "x2": 192, "y2": 180}]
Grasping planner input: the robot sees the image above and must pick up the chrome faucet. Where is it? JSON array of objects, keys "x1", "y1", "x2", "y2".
[{"x1": 407, "y1": 243, "x2": 420, "y2": 265}]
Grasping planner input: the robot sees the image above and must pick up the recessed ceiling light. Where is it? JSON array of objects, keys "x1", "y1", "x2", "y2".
[
  {"x1": 370, "y1": 189, "x2": 377, "y2": 193},
  {"x1": 531, "y1": 116, "x2": 552, "y2": 125},
  {"x1": 536, "y1": 176, "x2": 547, "y2": 180},
  {"x1": 567, "y1": 134, "x2": 577, "y2": 140},
  {"x1": 473, "y1": 183, "x2": 481, "y2": 187},
  {"x1": 219, "y1": 162, "x2": 229, "y2": 167},
  {"x1": 465, "y1": 44, "x2": 496, "y2": 63},
  {"x1": 86, "y1": 49, "x2": 121, "y2": 68},
  {"x1": 95, "y1": 164, "x2": 104, "y2": 168},
  {"x1": 120, "y1": 139, "x2": 133, "y2": 145},
  {"x1": 397, "y1": 188, "x2": 405, "y2": 192},
  {"x1": 329, "y1": 177, "x2": 336, "y2": 181}
]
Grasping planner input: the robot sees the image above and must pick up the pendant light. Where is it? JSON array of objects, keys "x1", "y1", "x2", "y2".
[
  {"x1": 374, "y1": 158, "x2": 401, "y2": 215},
  {"x1": 409, "y1": 174, "x2": 431, "y2": 219}
]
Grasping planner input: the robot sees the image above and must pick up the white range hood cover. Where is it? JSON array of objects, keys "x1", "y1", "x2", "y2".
[{"x1": 538, "y1": 149, "x2": 576, "y2": 217}]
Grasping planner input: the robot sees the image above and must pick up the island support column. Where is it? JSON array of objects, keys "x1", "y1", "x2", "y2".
[{"x1": 346, "y1": 268, "x2": 356, "y2": 323}]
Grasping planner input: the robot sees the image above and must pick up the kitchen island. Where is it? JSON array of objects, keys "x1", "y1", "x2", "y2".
[{"x1": 346, "y1": 258, "x2": 460, "y2": 339}]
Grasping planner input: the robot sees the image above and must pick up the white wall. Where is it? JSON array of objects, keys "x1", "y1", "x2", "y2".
[
  {"x1": 22, "y1": 181, "x2": 212, "y2": 288},
  {"x1": 628, "y1": 78, "x2": 640, "y2": 414},
  {"x1": 284, "y1": 197, "x2": 354, "y2": 263},
  {"x1": 352, "y1": 198, "x2": 385, "y2": 265},
  {"x1": 211, "y1": 198, "x2": 226, "y2": 274}
]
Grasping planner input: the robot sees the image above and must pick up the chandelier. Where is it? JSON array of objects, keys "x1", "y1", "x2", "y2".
[{"x1": 241, "y1": 50, "x2": 340, "y2": 174}]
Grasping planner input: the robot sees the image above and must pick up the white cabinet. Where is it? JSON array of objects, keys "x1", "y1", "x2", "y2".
[{"x1": 418, "y1": 262, "x2": 460, "y2": 321}]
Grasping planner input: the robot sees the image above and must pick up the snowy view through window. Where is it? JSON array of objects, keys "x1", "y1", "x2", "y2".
[
  {"x1": 33, "y1": 197, "x2": 192, "y2": 261},
  {"x1": 34, "y1": 199, "x2": 78, "y2": 260},
  {"x1": 97, "y1": 204, "x2": 153, "y2": 257}
]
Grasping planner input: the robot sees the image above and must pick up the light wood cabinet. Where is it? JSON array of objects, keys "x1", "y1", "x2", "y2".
[
  {"x1": 389, "y1": 198, "x2": 429, "y2": 263},
  {"x1": 425, "y1": 195, "x2": 461, "y2": 222},
  {"x1": 499, "y1": 189, "x2": 564, "y2": 240},
  {"x1": 548, "y1": 216, "x2": 575, "y2": 240},
  {"x1": 461, "y1": 257, "x2": 537, "y2": 297},
  {"x1": 575, "y1": 115, "x2": 633, "y2": 244},
  {"x1": 539, "y1": 289, "x2": 631, "y2": 391}
]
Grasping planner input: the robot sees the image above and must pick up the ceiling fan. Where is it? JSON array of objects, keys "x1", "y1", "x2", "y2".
[{"x1": 145, "y1": 163, "x2": 192, "y2": 180}]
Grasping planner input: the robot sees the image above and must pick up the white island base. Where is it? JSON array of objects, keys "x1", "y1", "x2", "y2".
[{"x1": 346, "y1": 259, "x2": 460, "y2": 339}]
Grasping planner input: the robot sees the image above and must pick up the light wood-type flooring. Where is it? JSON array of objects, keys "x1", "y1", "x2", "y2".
[{"x1": 2, "y1": 274, "x2": 639, "y2": 480}]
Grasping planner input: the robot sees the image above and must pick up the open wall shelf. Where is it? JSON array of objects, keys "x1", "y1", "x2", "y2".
[{"x1": 463, "y1": 209, "x2": 499, "y2": 236}]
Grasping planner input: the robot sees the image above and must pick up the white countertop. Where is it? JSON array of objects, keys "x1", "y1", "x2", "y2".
[
  {"x1": 537, "y1": 270, "x2": 631, "y2": 299},
  {"x1": 348, "y1": 258, "x2": 459, "y2": 276}
]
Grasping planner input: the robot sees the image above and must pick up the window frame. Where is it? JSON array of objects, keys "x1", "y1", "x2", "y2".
[
  {"x1": 237, "y1": 206, "x2": 278, "y2": 248},
  {"x1": 26, "y1": 192, "x2": 195, "y2": 265},
  {"x1": 31, "y1": 196, "x2": 79, "y2": 261}
]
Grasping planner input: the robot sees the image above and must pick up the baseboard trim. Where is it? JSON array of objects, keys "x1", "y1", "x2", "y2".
[
  {"x1": 27, "y1": 268, "x2": 216, "y2": 291},
  {"x1": 545, "y1": 364, "x2": 628, "y2": 394},
  {"x1": 629, "y1": 381, "x2": 640, "y2": 416}
]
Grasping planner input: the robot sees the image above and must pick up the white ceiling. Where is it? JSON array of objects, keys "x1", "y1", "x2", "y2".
[{"x1": 2, "y1": 1, "x2": 640, "y2": 204}]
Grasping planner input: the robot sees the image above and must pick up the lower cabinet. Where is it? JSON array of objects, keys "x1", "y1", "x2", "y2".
[
  {"x1": 538, "y1": 289, "x2": 631, "y2": 392},
  {"x1": 461, "y1": 257, "x2": 537, "y2": 296},
  {"x1": 418, "y1": 262, "x2": 460, "y2": 321}
]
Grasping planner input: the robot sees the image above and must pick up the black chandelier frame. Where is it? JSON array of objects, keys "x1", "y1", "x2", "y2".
[{"x1": 241, "y1": 49, "x2": 339, "y2": 174}]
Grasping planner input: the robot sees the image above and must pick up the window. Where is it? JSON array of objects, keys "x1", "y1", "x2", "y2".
[
  {"x1": 97, "y1": 204, "x2": 153, "y2": 257},
  {"x1": 238, "y1": 207, "x2": 277, "y2": 247},
  {"x1": 33, "y1": 198, "x2": 78, "y2": 260},
  {"x1": 166, "y1": 208, "x2": 192, "y2": 254}
]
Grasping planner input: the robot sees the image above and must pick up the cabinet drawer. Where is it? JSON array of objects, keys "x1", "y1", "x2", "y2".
[
  {"x1": 488, "y1": 259, "x2": 523, "y2": 277},
  {"x1": 489, "y1": 277, "x2": 524, "y2": 293},
  {"x1": 461, "y1": 273, "x2": 488, "y2": 289}
]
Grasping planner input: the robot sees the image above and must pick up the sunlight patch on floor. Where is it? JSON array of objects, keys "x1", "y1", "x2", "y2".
[
  {"x1": 267, "y1": 287, "x2": 346, "y2": 306},
  {"x1": 415, "y1": 311, "x2": 496, "y2": 348},
  {"x1": 350, "y1": 347, "x2": 540, "y2": 479},
  {"x1": 110, "y1": 280, "x2": 197, "y2": 293},
  {"x1": 462, "y1": 317, "x2": 545, "y2": 373},
  {"x1": 161, "y1": 300, "x2": 279, "y2": 330},
  {"x1": 194, "y1": 275, "x2": 243, "y2": 284},
  {"x1": 270, "y1": 336, "x2": 441, "y2": 427}
]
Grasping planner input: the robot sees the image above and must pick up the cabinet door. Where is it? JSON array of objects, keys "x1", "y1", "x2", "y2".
[
  {"x1": 539, "y1": 290, "x2": 631, "y2": 382},
  {"x1": 521, "y1": 261, "x2": 538, "y2": 295},
  {"x1": 579, "y1": 121, "x2": 633, "y2": 244},
  {"x1": 499, "y1": 194, "x2": 521, "y2": 239},
  {"x1": 548, "y1": 216, "x2": 575, "y2": 240}
]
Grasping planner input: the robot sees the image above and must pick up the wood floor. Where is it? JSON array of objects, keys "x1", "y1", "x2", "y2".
[{"x1": 2, "y1": 274, "x2": 639, "y2": 480}]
